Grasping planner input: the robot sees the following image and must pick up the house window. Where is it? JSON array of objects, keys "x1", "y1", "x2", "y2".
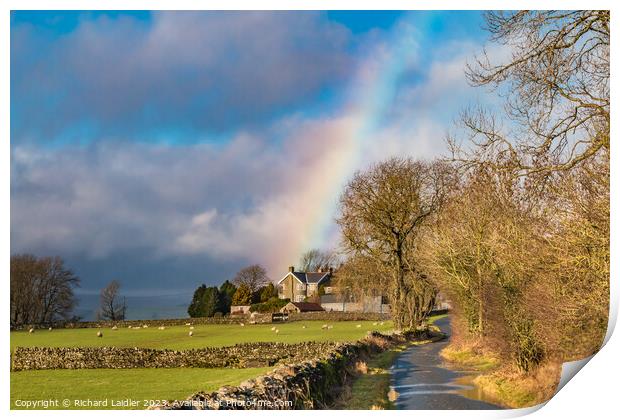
[
  {"x1": 324, "y1": 287, "x2": 333, "y2": 294},
  {"x1": 295, "y1": 295, "x2": 305, "y2": 302},
  {"x1": 297, "y1": 284, "x2": 305, "y2": 291}
]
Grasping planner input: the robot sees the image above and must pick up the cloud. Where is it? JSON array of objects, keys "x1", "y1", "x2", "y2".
[
  {"x1": 10, "y1": 12, "x2": 494, "y2": 292},
  {"x1": 11, "y1": 11, "x2": 354, "y2": 143},
  {"x1": 10, "y1": 114, "x2": 358, "y2": 277}
]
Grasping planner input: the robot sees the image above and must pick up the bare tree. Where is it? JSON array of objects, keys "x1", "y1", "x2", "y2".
[
  {"x1": 298, "y1": 249, "x2": 337, "y2": 272},
  {"x1": 337, "y1": 158, "x2": 452, "y2": 329},
  {"x1": 451, "y1": 11, "x2": 609, "y2": 176},
  {"x1": 232, "y1": 264, "x2": 269, "y2": 293},
  {"x1": 98, "y1": 280, "x2": 127, "y2": 321},
  {"x1": 10, "y1": 255, "x2": 79, "y2": 327}
]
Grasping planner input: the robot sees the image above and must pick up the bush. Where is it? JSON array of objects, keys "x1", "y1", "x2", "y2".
[{"x1": 250, "y1": 297, "x2": 290, "y2": 313}]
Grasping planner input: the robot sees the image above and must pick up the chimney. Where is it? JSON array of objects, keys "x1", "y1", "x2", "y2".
[
  {"x1": 288, "y1": 266, "x2": 295, "y2": 273},
  {"x1": 329, "y1": 267, "x2": 333, "y2": 275}
]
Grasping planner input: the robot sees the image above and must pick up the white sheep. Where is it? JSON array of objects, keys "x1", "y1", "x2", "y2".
[
  {"x1": 321, "y1": 324, "x2": 328, "y2": 329},
  {"x1": 97, "y1": 330, "x2": 103, "y2": 338},
  {"x1": 356, "y1": 324, "x2": 362, "y2": 328},
  {"x1": 271, "y1": 326, "x2": 277, "y2": 331},
  {"x1": 112, "y1": 326, "x2": 118, "y2": 330},
  {"x1": 189, "y1": 326, "x2": 195, "y2": 330},
  {"x1": 48, "y1": 327, "x2": 53, "y2": 331},
  {"x1": 239, "y1": 323, "x2": 245, "y2": 327},
  {"x1": 185, "y1": 323, "x2": 191, "y2": 326},
  {"x1": 28, "y1": 328, "x2": 34, "y2": 334},
  {"x1": 143, "y1": 324, "x2": 149, "y2": 328},
  {"x1": 275, "y1": 329, "x2": 279, "y2": 334},
  {"x1": 189, "y1": 331, "x2": 194, "y2": 337},
  {"x1": 302, "y1": 325, "x2": 306, "y2": 329},
  {"x1": 158, "y1": 326, "x2": 165, "y2": 330},
  {"x1": 327, "y1": 325, "x2": 333, "y2": 330},
  {"x1": 373, "y1": 322, "x2": 378, "y2": 326}
]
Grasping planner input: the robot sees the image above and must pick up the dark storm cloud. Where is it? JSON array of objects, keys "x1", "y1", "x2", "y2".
[{"x1": 11, "y1": 11, "x2": 354, "y2": 143}]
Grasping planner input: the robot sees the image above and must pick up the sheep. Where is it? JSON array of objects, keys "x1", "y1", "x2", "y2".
[
  {"x1": 380, "y1": 322, "x2": 385, "y2": 326},
  {"x1": 274, "y1": 329, "x2": 279, "y2": 334},
  {"x1": 28, "y1": 328, "x2": 34, "y2": 334},
  {"x1": 239, "y1": 323, "x2": 245, "y2": 327},
  {"x1": 271, "y1": 326, "x2": 277, "y2": 331},
  {"x1": 356, "y1": 324, "x2": 362, "y2": 328},
  {"x1": 48, "y1": 327, "x2": 53, "y2": 331},
  {"x1": 112, "y1": 326, "x2": 118, "y2": 330},
  {"x1": 302, "y1": 325, "x2": 307, "y2": 329},
  {"x1": 142, "y1": 324, "x2": 149, "y2": 329},
  {"x1": 373, "y1": 322, "x2": 378, "y2": 326},
  {"x1": 97, "y1": 331, "x2": 103, "y2": 338},
  {"x1": 321, "y1": 324, "x2": 328, "y2": 329},
  {"x1": 185, "y1": 323, "x2": 191, "y2": 326},
  {"x1": 189, "y1": 326, "x2": 195, "y2": 330},
  {"x1": 327, "y1": 325, "x2": 333, "y2": 330},
  {"x1": 158, "y1": 326, "x2": 165, "y2": 330},
  {"x1": 188, "y1": 331, "x2": 194, "y2": 337}
]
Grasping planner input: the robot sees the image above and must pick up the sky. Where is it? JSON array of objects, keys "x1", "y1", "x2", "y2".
[{"x1": 10, "y1": 10, "x2": 495, "y2": 316}]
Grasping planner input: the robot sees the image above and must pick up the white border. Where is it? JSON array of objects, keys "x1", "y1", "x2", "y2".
[{"x1": 2, "y1": 2, "x2": 617, "y2": 420}]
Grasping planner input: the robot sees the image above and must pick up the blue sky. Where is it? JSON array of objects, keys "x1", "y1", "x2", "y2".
[{"x1": 11, "y1": 11, "x2": 494, "y2": 318}]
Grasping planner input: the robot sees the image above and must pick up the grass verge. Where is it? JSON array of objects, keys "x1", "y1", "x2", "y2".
[
  {"x1": 340, "y1": 345, "x2": 406, "y2": 409},
  {"x1": 472, "y1": 363, "x2": 561, "y2": 408},
  {"x1": 440, "y1": 345, "x2": 500, "y2": 372},
  {"x1": 339, "y1": 315, "x2": 448, "y2": 409}
]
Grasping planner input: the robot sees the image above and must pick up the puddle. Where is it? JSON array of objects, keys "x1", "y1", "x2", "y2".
[{"x1": 452, "y1": 374, "x2": 498, "y2": 405}]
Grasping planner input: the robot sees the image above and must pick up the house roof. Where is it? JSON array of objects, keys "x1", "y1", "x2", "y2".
[
  {"x1": 289, "y1": 302, "x2": 324, "y2": 312},
  {"x1": 277, "y1": 271, "x2": 331, "y2": 285}
]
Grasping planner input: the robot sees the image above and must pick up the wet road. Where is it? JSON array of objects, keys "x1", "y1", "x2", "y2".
[{"x1": 390, "y1": 317, "x2": 503, "y2": 410}]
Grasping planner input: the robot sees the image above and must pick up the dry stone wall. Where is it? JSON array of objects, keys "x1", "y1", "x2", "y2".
[
  {"x1": 11, "y1": 341, "x2": 340, "y2": 371},
  {"x1": 288, "y1": 312, "x2": 391, "y2": 322}
]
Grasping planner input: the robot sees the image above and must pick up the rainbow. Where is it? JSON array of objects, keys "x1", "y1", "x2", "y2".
[{"x1": 272, "y1": 14, "x2": 430, "y2": 271}]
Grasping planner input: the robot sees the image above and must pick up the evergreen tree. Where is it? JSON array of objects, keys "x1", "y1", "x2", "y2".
[
  {"x1": 219, "y1": 280, "x2": 237, "y2": 313},
  {"x1": 188, "y1": 284, "x2": 207, "y2": 317},
  {"x1": 202, "y1": 286, "x2": 222, "y2": 317}
]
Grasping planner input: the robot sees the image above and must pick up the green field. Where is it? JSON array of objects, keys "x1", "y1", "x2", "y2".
[
  {"x1": 11, "y1": 367, "x2": 271, "y2": 410},
  {"x1": 11, "y1": 320, "x2": 394, "y2": 350},
  {"x1": 11, "y1": 320, "x2": 394, "y2": 409}
]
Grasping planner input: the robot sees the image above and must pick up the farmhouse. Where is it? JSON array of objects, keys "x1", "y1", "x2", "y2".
[
  {"x1": 277, "y1": 265, "x2": 390, "y2": 313},
  {"x1": 277, "y1": 266, "x2": 334, "y2": 303}
]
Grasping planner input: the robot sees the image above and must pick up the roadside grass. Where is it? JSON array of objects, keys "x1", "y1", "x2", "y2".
[
  {"x1": 11, "y1": 366, "x2": 271, "y2": 410},
  {"x1": 340, "y1": 345, "x2": 405, "y2": 409},
  {"x1": 10, "y1": 320, "x2": 394, "y2": 351},
  {"x1": 340, "y1": 314, "x2": 448, "y2": 409},
  {"x1": 440, "y1": 346, "x2": 500, "y2": 372},
  {"x1": 472, "y1": 362, "x2": 561, "y2": 408}
]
